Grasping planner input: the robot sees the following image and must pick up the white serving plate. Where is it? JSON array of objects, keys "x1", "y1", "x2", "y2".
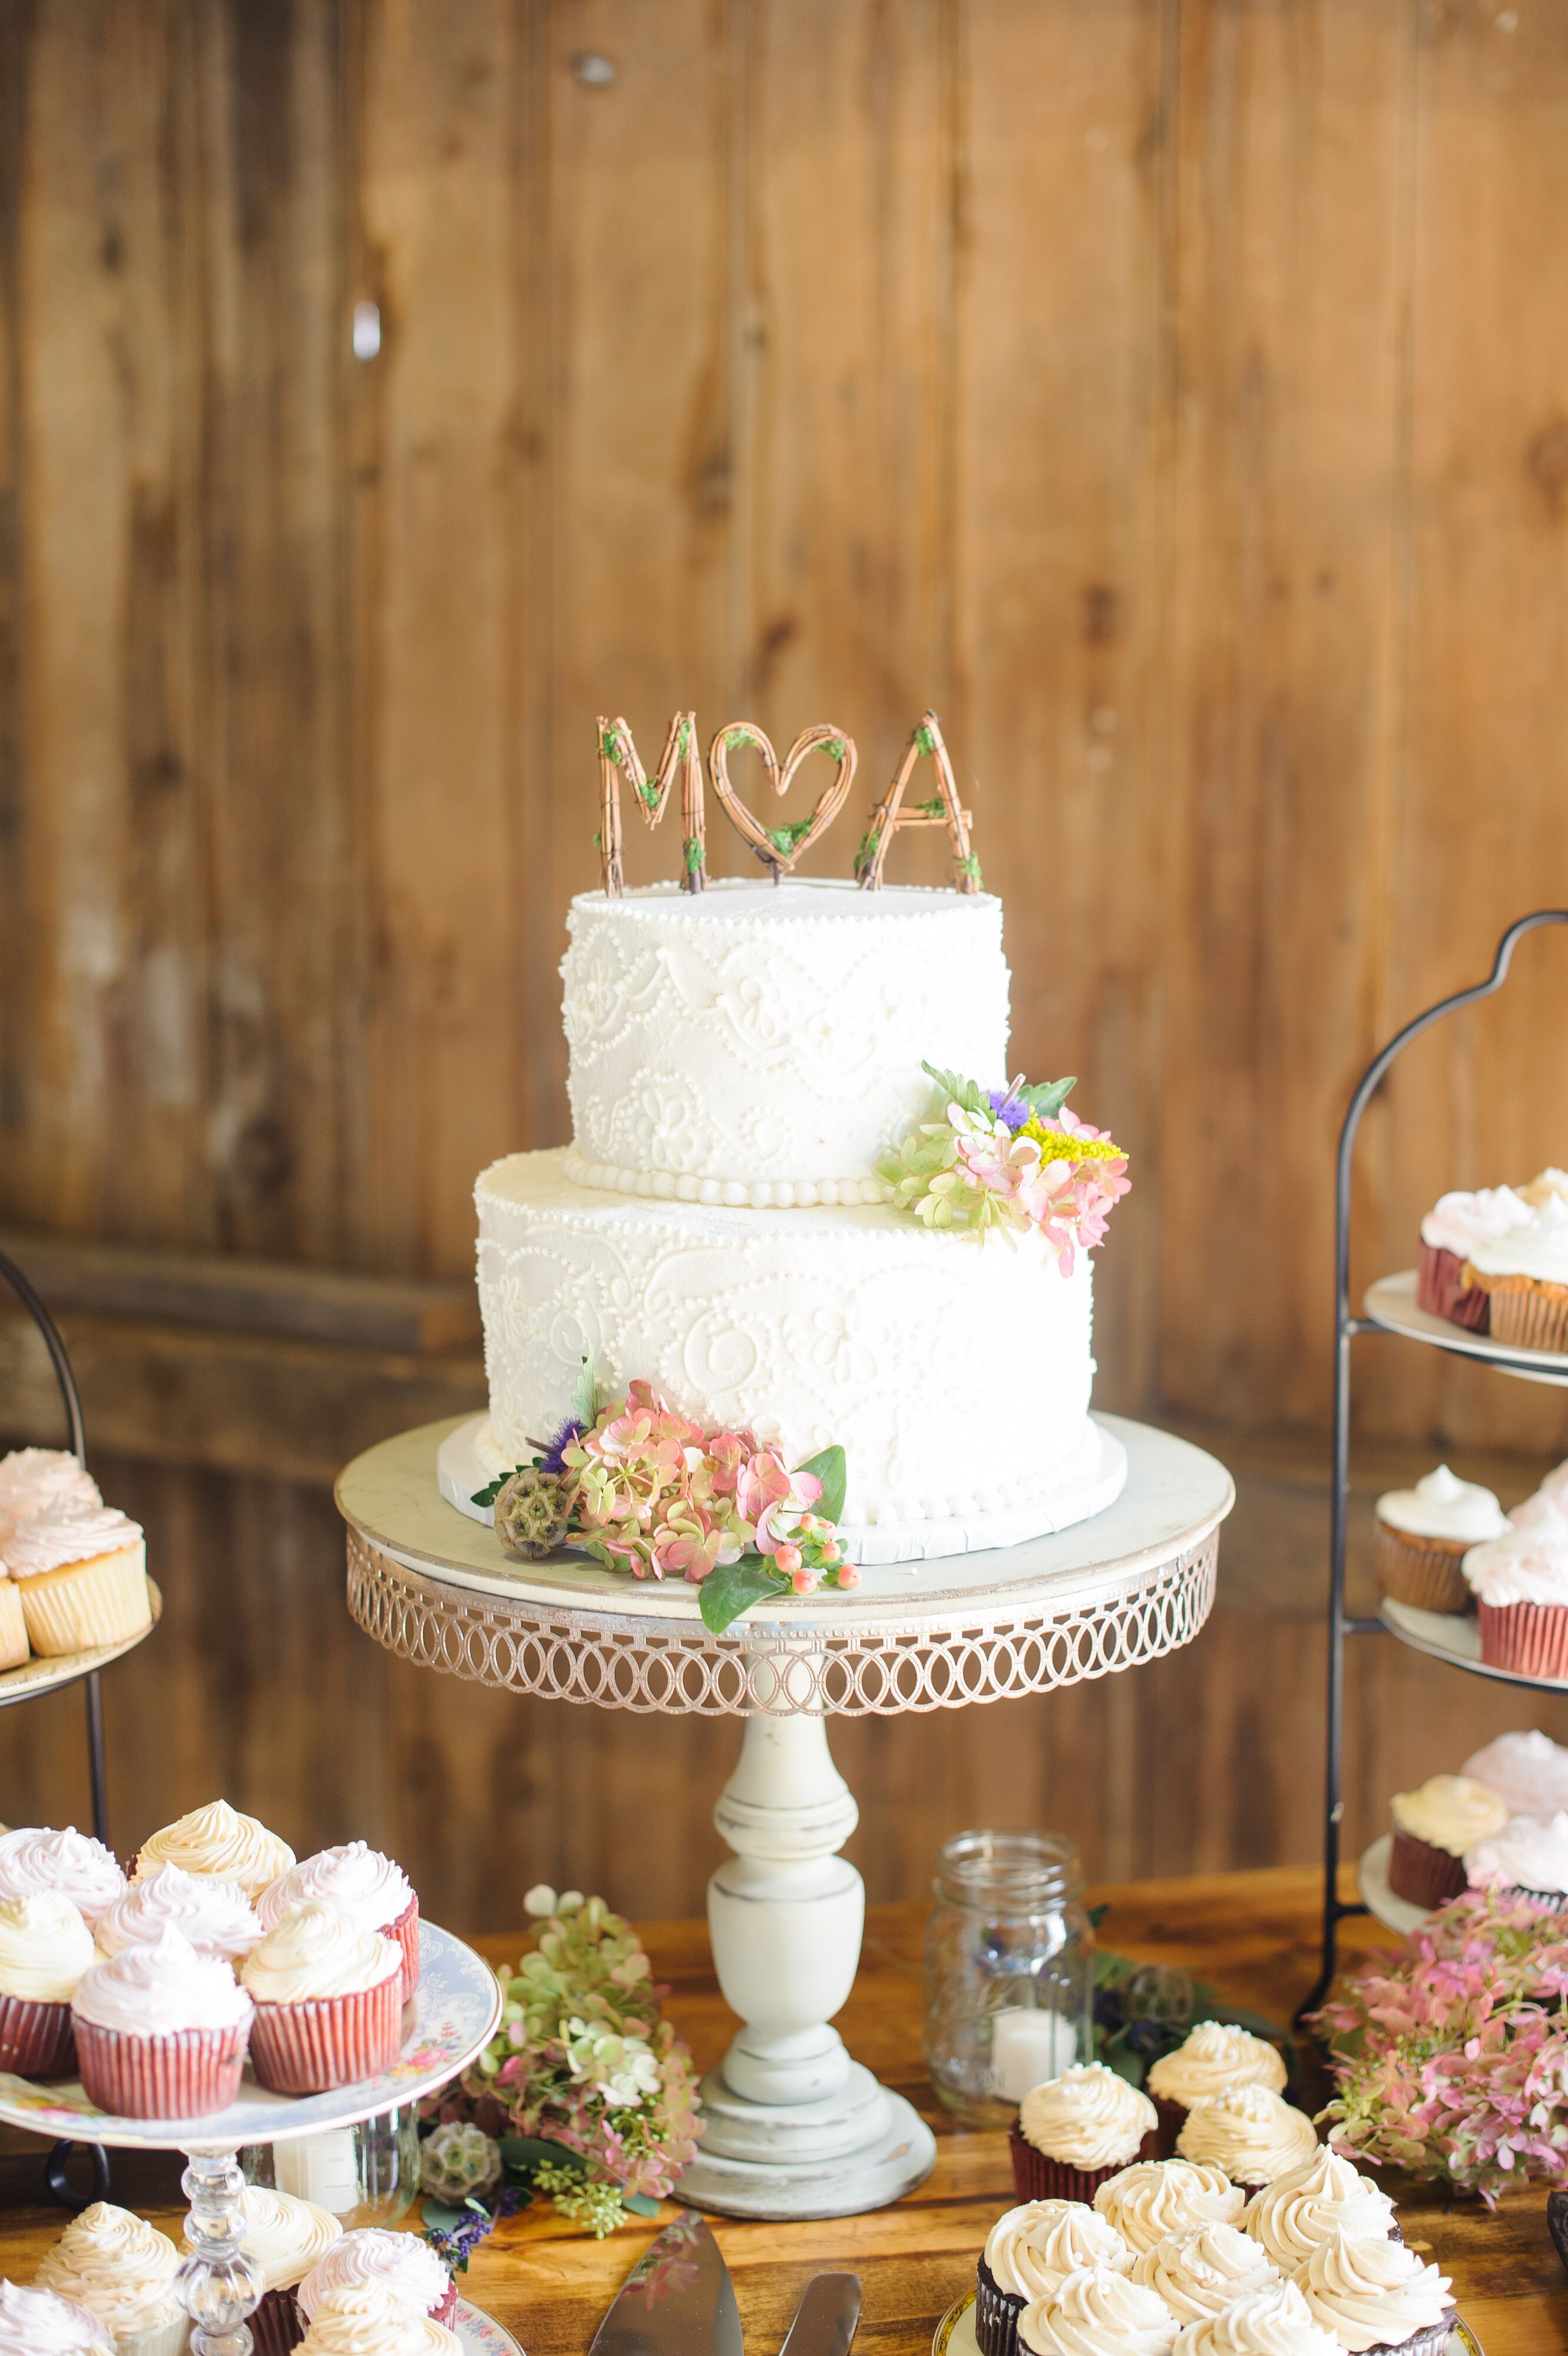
[
  {"x1": 1359, "y1": 1830, "x2": 1435, "y2": 1936},
  {"x1": 1364, "y1": 1269, "x2": 1568, "y2": 1388}
]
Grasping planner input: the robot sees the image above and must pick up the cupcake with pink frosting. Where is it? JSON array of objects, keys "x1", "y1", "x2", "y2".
[
  {"x1": 1461, "y1": 1727, "x2": 1568, "y2": 1819},
  {"x1": 241, "y1": 1902, "x2": 403, "y2": 2095},
  {"x1": 0, "y1": 1830, "x2": 125, "y2": 1928},
  {"x1": 298, "y1": 2232, "x2": 456, "y2": 2329},
  {"x1": 71, "y1": 1925, "x2": 253, "y2": 2118},
  {"x1": 260, "y1": 1844, "x2": 418, "y2": 2000},
  {"x1": 94, "y1": 1865, "x2": 261, "y2": 1966},
  {"x1": 0, "y1": 2282, "x2": 113, "y2": 2356},
  {"x1": 1416, "y1": 1184, "x2": 1531, "y2": 1329},
  {"x1": 1463, "y1": 1501, "x2": 1568, "y2": 1678},
  {"x1": 0, "y1": 1452, "x2": 101, "y2": 1545},
  {"x1": 0, "y1": 1893, "x2": 94, "y2": 2077},
  {"x1": 1463, "y1": 1811, "x2": 1568, "y2": 1912},
  {"x1": 2, "y1": 1506, "x2": 151, "y2": 1658}
]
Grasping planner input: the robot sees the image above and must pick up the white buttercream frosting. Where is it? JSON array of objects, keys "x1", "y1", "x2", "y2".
[
  {"x1": 34, "y1": 2204, "x2": 181, "y2": 2336},
  {"x1": 1018, "y1": 2064, "x2": 1157, "y2": 2172},
  {"x1": 1176, "y1": 2088, "x2": 1319, "y2": 2186},
  {"x1": 1464, "y1": 1809, "x2": 1568, "y2": 1897},
  {"x1": 1462, "y1": 1728, "x2": 1568, "y2": 1819},
  {"x1": 1297, "y1": 2226, "x2": 1451, "y2": 2353},
  {"x1": 1145, "y1": 2023, "x2": 1286, "y2": 2107},
  {"x1": 1463, "y1": 1501, "x2": 1568, "y2": 1606},
  {"x1": 95, "y1": 1865, "x2": 260, "y2": 1964},
  {"x1": 1420, "y1": 1184, "x2": 1531, "y2": 1258},
  {"x1": 983, "y1": 2204, "x2": 1132, "y2": 2301},
  {"x1": 135, "y1": 1801, "x2": 295, "y2": 1898},
  {"x1": 1374, "y1": 1463, "x2": 1507, "y2": 1544},
  {"x1": 0, "y1": 1831, "x2": 125, "y2": 1927},
  {"x1": 1018, "y1": 2265, "x2": 1177, "y2": 2355},
  {"x1": 1093, "y1": 2162, "x2": 1246, "y2": 2255},
  {"x1": 1469, "y1": 1193, "x2": 1568, "y2": 1282},
  {"x1": 0, "y1": 1454, "x2": 100, "y2": 1541},
  {"x1": 0, "y1": 2282, "x2": 111, "y2": 2355},
  {"x1": 259, "y1": 1844, "x2": 413, "y2": 1937},
  {"x1": 1242, "y1": 2147, "x2": 1397, "y2": 2271},
  {"x1": 70, "y1": 1925, "x2": 254, "y2": 2037},
  {"x1": 299, "y1": 2230, "x2": 451, "y2": 2321},
  {"x1": 241, "y1": 1901, "x2": 402, "y2": 2004},
  {"x1": 1169, "y1": 2282, "x2": 1341, "y2": 2356},
  {"x1": 240, "y1": 2187, "x2": 344, "y2": 2293},
  {"x1": 1131, "y1": 2223, "x2": 1279, "y2": 2323},
  {"x1": 1390, "y1": 1774, "x2": 1509, "y2": 1856},
  {"x1": 0, "y1": 1893, "x2": 94, "y2": 2003},
  {"x1": 1521, "y1": 1169, "x2": 1568, "y2": 1207},
  {"x1": 295, "y1": 2284, "x2": 459, "y2": 2355},
  {"x1": 1, "y1": 1508, "x2": 141, "y2": 1579}
]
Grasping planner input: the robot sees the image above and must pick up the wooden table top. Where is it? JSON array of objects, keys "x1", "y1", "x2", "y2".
[{"x1": 0, "y1": 1868, "x2": 1560, "y2": 2353}]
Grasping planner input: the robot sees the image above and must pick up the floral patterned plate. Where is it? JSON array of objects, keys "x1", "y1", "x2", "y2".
[
  {"x1": 932, "y1": 2294, "x2": 1480, "y2": 2355},
  {"x1": 458, "y1": 2299, "x2": 524, "y2": 2356}
]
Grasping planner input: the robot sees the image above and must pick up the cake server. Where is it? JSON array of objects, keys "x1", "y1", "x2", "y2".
[
  {"x1": 587, "y1": 2210, "x2": 743, "y2": 2356},
  {"x1": 778, "y1": 2274, "x2": 861, "y2": 2356}
]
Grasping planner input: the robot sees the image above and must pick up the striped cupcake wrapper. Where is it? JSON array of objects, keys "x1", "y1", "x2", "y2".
[
  {"x1": 73, "y1": 2016, "x2": 249, "y2": 2118},
  {"x1": 248, "y1": 2290, "x2": 306, "y2": 2356},
  {"x1": 0, "y1": 1993, "x2": 75, "y2": 2077},
  {"x1": 386, "y1": 1893, "x2": 421, "y2": 2000},
  {"x1": 1478, "y1": 1600, "x2": 1568, "y2": 1682},
  {"x1": 1373, "y1": 1522, "x2": 1472, "y2": 1615},
  {"x1": 248, "y1": 1971, "x2": 403, "y2": 2095}
]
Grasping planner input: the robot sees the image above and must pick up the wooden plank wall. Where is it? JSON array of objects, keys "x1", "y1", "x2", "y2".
[{"x1": 4, "y1": 0, "x2": 1568, "y2": 1927}]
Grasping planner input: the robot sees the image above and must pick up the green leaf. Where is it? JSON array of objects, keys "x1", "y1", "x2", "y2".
[
  {"x1": 570, "y1": 1354, "x2": 598, "y2": 1427},
  {"x1": 624, "y1": 2192, "x2": 661, "y2": 2216},
  {"x1": 421, "y1": 2202, "x2": 467, "y2": 2231},
  {"x1": 915, "y1": 723, "x2": 936, "y2": 755},
  {"x1": 499, "y1": 2134, "x2": 589, "y2": 2178},
  {"x1": 795, "y1": 1444, "x2": 847, "y2": 1524},
  {"x1": 823, "y1": 737, "x2": 846, "y2": 762},
  {"x1": 853, "y1": 828, "x2": 879, "y2": 875},
  {"x1": 914, "y1": 795, "x2": 947, "y2": 819},
  {"x1": 699, "y1": 1556, "x2": 787, "y2": 1633},
  {"x1": 958, "y1": 853, "x2": 984, "y2": 885},
  {"x1": 601, "y1": 729, "x2": 621, "y2": 762},
  {"x1": 723, "y1": 726, "x2": 750, "y2": 750},
  {"x1": 763, "y1": 818, "x2": 815, "y2": 856},
  {"x1": 921, "y1": 1060, "x2": 991, "y2": 1119},
  {"x1": 1018, "y1": 1076, "x2": 1077, "y2": 1122}
]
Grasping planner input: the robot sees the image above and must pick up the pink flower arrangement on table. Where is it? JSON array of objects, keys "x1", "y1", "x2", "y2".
[{"x1": 1312, "y1": 1885, "x2": 1568, "y2": 2202}]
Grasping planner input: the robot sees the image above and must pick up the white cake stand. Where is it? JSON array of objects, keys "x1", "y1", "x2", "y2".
[
  {"x1": 336, "y1": 1410, "x2": 1232, "y2": 2222},
  {"x1": 0, "y1": 1921, "x2": 501, "y2": 2356}
]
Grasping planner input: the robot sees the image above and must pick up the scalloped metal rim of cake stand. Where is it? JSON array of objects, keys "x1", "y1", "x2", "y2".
[{"x1": 340, "y1": 1415, "x2": 1231, "y2": 1716}]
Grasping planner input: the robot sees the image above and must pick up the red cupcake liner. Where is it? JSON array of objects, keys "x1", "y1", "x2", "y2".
[
  {"x1": 249, "y1": 2289, "x2": 306, "y2": 2356},
  {"x1": 1417, "y1": 1241, "x2": 1490, "y2": 1331},
  {"x1": 72, "y1": 2016, "x2": 249, "y2": 2119},
  {"x1": 432, "y1": 2282, "x2": 458, "y2": 2327},
  {"x1": 1007, "y1": 2119, "x2": 1157, "y2": 2204},
  {"x1": 0, "y1": 1993, "x2": 75, "y2": 2077},
  {"x1": 386, "y1": 1893, "x2": 420, "y2": 2001},
  {"x1": 248, "y1": 1971, "x2": 403, "y2": 2095},
  {"x1": 1374, "y1": 1522, "x2": 1473, "y2": 1615},
  {"x1": 1387, "y1": 1828, "x2": 1468, "y2": 1910},
  {"x1": 1478, "y1": 1600, "x2": 1568, "y2": 1682}
]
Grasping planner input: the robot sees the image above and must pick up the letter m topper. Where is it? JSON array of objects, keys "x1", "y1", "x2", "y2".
[
  {"x1": 597, "y1": 713, "x2": 707, "y2": 895},
  {"x1": 854, "y1": 711, "x2": 981, "y2": 893}
]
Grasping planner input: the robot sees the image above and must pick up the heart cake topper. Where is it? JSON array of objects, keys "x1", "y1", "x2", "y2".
[{"x1": 707, "y1": 722, "x2": 858, "y2": 883}]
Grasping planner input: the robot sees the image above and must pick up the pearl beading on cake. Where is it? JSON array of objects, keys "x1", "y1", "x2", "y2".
[{"x1": 563, "y1": 1149, "x2": 892, "y2": 1209}]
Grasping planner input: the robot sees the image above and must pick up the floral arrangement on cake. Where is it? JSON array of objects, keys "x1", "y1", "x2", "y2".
[
  {"x1": 474, "y1": 1361, "x2": 855, "y2": 1632},
  {"x1": 1311, "y1": 1885, "x2": 1568, "y2": 2201},
  {"x1": 879, "y1": 1065, "x2": 1130, "y2": 1269},
  {"x1": 421, "y1": 1887, "x2": 702, "y2": 2255}
]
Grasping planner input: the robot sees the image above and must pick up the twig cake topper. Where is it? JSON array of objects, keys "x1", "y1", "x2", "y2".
[{"x1": 594, "y1": 707, "x2": 979, "y2": 894}]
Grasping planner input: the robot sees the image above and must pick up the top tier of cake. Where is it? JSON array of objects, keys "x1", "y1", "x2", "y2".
[{"x1": 561, "y1": 878, "x2": 1008, "y2": 1203}]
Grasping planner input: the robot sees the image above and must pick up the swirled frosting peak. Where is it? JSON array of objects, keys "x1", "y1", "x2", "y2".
[
  {"x1": 983, "y1": 2203, "x2": 1131, "y2": 2301},
  {"x1": 1462, "y1": 1726, "x2": 1568, "y2": 1819},
  {"x1": 1132, "y1": 2223, "x2": 1279, "y2": 2323},
  {"x1": 240, "y1": 2187, "x2": 344, "y2": 2294},
  {"x1": 1017, "y1": 2064, "x2": 1157, "y2": 2172},
  {"x1": 1463, "y1": 1500, "x2": 1568, "y2": 1606},
  {"x1": 1468, "y1": 1191, "x2": 1568, "y2": 1282},
  {"x1": 299, "y1": 2230, "x2": 452, "y2": 2322},
  {"x1": 1389, "y1": 1773, "x2": 1509, "y2": 1857},
  {"x1": 0, "y1": 2282, "x2": 111, "y2": 2356},
  {"x1": 1241, "y1": 2146, "x2": 1396, "y2": 2271},
  {"x1": 1464, "y1": 1809, "x2": 1568, "y2": 1897},
  {"x1": 1176, "y1": 2087, "x2": 1319, "y2": 2186},
  {"x1": 0, "y1": 1892, "x2": 94, "y2": 2004},
  {"x1": 70, "y1": 1924, "x2": 254, "y2": 2037},
  {"x1": 0, "y1": 1452, "x2": 100, "y2": 1540},
  {"x1": 94, "y1": 1864, "x2": 261, "y2": 1963},
  {"x1": 1146, "y1": 2022, "x2": 1286, "y2": 2108},
  {"x1": 34, "y1": 2203, "x2": 181, "y2": 2337},
  {"x1": 1167, "y1": 2281, "x2": 1340, "y2": 2356},
  {"x1": 1, "y1": 1507, "x2": 141, "y2": 1580},
  {"x1": 1420, "y1": 1184, "x2": 1531, "y2": 1258},
  {"x1": 1018, "y1": 2265, "x2": 1177, "y2": 2355},
  {"x1": 1297, "y1": 2226, "x2": 1452, "y2": 2354},
  {"x1": 135, "y1": 1800, "x2": 295, "y2": 1898},
  {"x1": 296, "y1": 2284, "x2": 461, "y2": 2355},
  {"x1": 1374, "y1": 1462, "x2": 1507, "y2": 1543},
  {"x1": 0, "y1": 1830, "x2": 125, "y2": 1927},
  {"x1": 1094, "y1": 2162, "x2": 1246, "y2": 2255},
  {"x1": 259, "y1": 1844, "x2": 414, "y2": 1937},
  {"x1": 241, "y1": 1900, "x2": 402, "y2": 2004}
]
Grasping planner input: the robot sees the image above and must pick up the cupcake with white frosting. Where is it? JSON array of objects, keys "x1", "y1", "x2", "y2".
[
  {"x1": 1131, "y1": 2222, "x2": 1280, "y2": 2324},
  {"x1": 0, "y1": 1452, "x2": 101, "y2": 1544},
  {"x1": 1144, "y1": 2021, "x2": 1286, "y2": 2150},
  {"x1": 1416, "y1": 1184, "x2": 1531, "y2": 1329},
  {"x1": 260, "y1": 1844, "x2": 419, "y2": 2000},
  {"x1": 1372, "y1": 1465, "x2": 1507, "y2": 1614},
  {"x1": 94, "y1": 1867, "x2": 260, "y2": 1967},
  {"x1": 1296, "y1": 2225, "x2": 1454, "y2": 2356},
  {"x1": 0, "y1": 1574, "x2": 28, "y2": 1675},
  {"x1": 241, "y1": 1901, "x2": 403, "y2": 2095},
  {"x1": 975, "y1": 2202, "x2": 1131, "y2": 2356},
  {"x1": 1463, "y1": 1810, "x2": 1568, "y2": 1911},
  {"x1": 1093, "y1": 2159, "x2": 1246, "y2": 2255},
  {"x1": 295, "y1": 2287, "x2": 459, "y2": 2356},
  {"x1": 1461, "y1": 1726, "x2": 1568, "y2": 1819},
  {"x1": 134, "y1": 1802, "x2": 295, "y2": 1902},
  {"x1": 1463, "y1": 1501, "x2": 1568, "y2": 1679},
  {"x1": 1241, "y1": 2146, "x2": 1397, "y2": 2271},
  {"x1": 297, "y1": 2232, "x2": 455, "y2": 2330},
  {"x1": 34, "y1": 2204, "x2": 185, "y2": 2356},
  {"x1": 0, "y1": 2282, "x2": 113, "y2": 2356},
  {"x1": 1463, "y1": 1193, "x2": 1568, "y2": 1354},
  {"x1": 1018, "y1": 2264, "x2": 1176, "y2": 2356},
  {"x1": 1010, "y1": 2062, "x2": 1158, "y2": 2203},
  {"x1": 2, "y1": 1507, "x2": 151, "y2": 1658},
  {"x1": 71, "y1": 1925, "x2": 253, "y2": 2119},
  {"x1": 0, "y1": 1892, "x2": 95, "y2": 2077},
  {"x1": 239, "y1": 2186, "x2": 343, "y2": 2356},
  {"x1": 0, "y1": 1830, "x2": 125, "y2": 1928},
  {"x1": 1176, "y1": 2087, "x2": 1319, "y2": 2189},
  {"x1": 1385, "y1": 1774, "x2": 1508, "y2": 1909},
  {"x1": 1170, "y1": 2280, "x2": 1340, "y2": 2356}
]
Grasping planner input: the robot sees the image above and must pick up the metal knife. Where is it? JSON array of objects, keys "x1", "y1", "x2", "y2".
[
  {"x1": 587, "y1": 2211, "x2": 743, "y2": 2356},
  {"x1": 779, "y1": 2275, "x2": 861, "y2": 2356}
]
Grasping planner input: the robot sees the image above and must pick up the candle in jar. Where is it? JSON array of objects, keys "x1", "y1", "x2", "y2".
[{"x1": 990, "y1": 2005, "x2": 1079, "y2": 2099}]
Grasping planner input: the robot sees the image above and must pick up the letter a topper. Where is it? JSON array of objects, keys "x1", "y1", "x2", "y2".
[
  {"x1": 854, "y1": 710, "x2": 981, "y2": 894},
  {"x1": 597, "y1": 713, "x2": 707, "y2": 896}
]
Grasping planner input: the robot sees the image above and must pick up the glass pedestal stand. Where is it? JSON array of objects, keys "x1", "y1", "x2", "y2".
[{"x1": 338, "y1": 1411, "x2": 1233, "y2": 2222}]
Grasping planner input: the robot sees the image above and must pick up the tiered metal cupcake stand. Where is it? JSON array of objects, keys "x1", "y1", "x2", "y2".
[
  {"x1": 0, "y1": 1922, "x2": 505, "y2": 2356},
  {"x1": 338, "y1": 1409, "x2": 1232, "y2": 2221},
  {"x1": 1302, "y1": 908, "x2": 1568, "y2": 2013}
]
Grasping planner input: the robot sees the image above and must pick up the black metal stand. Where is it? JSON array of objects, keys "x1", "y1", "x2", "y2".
[{"x1": 1298, "y1": 909, "x2": 1568, "y2": 2024}]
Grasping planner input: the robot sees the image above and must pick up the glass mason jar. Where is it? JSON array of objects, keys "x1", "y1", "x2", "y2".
[
  {"x1": 922, "y1": 1828, "x2": 1094, "y2": 2126},
  {"x1": 241, "y1": 2104, "x2": 422, "y2": 2228}
]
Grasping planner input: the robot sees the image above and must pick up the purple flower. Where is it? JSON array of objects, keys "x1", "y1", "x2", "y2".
[
  {"x1": 535, "y1": 1415, "x2": 585, "y2": 1475},
  {"x1": 987, "y1": 1087, "x2": 1030, "y2": 1133}
]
